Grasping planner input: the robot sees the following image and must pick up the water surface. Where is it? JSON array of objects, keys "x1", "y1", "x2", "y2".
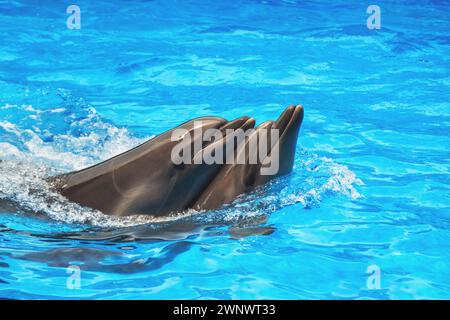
[{"x1": 0, "y1": 0, "x2": 449, "y2": 299}]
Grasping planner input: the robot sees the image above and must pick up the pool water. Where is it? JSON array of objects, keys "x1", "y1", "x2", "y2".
[{"x1": 0, "y1": 0, "x2": 449, "y2": 299}]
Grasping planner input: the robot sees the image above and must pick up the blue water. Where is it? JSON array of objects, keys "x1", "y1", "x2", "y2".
[{"x1": 0, "y1": 0, "x2": 449, "y2": 299}]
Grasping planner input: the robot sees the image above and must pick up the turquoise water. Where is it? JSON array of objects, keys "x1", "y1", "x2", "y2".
[{"x1": 0, "y1": 0, "x2": 449, "y2": 299}]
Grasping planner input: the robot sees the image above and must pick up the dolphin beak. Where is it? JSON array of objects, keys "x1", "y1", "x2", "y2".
[
  {"x1": 272, "y1": 105, "x2": 304, "y2": 175},
  {"x1": 219, "y1": 116, "x2": 254, "y2": 131},
  {"x1": 274, "y1": 105, "x2": 304, "y2": 137}
]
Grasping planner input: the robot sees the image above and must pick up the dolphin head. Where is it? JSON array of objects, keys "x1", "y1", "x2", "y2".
[
  {"x1": 53, "y1": 105, "x2": 304, "y2": 217},
  {"x1": 192, "y1": 105, "x2": 304, "y2": 210}
]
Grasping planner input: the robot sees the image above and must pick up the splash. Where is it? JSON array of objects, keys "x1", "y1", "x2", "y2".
[
  {"x1": 204, "y1": 149, "x2": 364, "y2": 224},
  {"x1": 290, "y1": 151, "x2": 364, "y2": 207},
  {"x1": 0, "y1": 91, "x2": 363, "y2": 227},
  {"x1": 0, "y1": 91, "x2": 156, "y2": 227}
]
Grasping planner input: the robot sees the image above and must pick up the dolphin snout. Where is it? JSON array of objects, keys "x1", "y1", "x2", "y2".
[{"x1": 275, "y1": 105, "x2": 304, "y2": 136}]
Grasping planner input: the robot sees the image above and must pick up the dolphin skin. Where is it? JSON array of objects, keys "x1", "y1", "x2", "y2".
[{"x1": 51, "y1": 105, "x2": 304, "y2": 217}]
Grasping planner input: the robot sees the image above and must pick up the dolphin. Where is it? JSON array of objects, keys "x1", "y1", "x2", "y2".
[{"x1": 50, "y1": 105, "x2": 304, "y2": 217}]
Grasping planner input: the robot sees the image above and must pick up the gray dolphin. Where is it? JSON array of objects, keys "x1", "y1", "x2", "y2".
[{"x1": 50, "y1": 105, "x2": 304, "y2": 217}]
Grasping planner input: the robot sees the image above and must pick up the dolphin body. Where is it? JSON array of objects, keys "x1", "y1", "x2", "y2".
[{"x1": 50, "y1": 105, "x2": 304, "y2": 217}]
